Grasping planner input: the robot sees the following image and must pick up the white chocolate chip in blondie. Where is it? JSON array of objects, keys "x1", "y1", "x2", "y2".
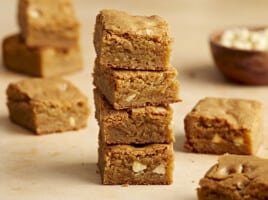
[
  {"x1": 216, "y1": 167, "x2": 229, "y2": 178},
  {"x1": 236, "y1": 164, "x2": 243, "y2": 173},
  {"x1": 29, "y1": 7, "x2": 42, "y2": 18},
  {"x1": 126, "y1": 94, "x2": 136, "y2": 102},
  {"x1": 69, "y1": 117, "x2": 76, "y2": 126},
  {"x1": 132, "y1": 161, "x2": 147, "y2": 173},
  {"x1": 234, "y1": 137, "x2": 244, "y2": 146},
  {"x1": 212, "y1": 134, "x2": 222, "y2": 144},
  {"x1": 57, "y1": 83, "x2": 68, "y2": 91},
  {"x1": 168, "y1": 120, "x2": 175, "y2": 131},
  {"x1": 152, "y1": 164, "x2": 166, "y2": 174},
  {"x1": 155, "y1": 106, "x2": 167, "y2": 112}
]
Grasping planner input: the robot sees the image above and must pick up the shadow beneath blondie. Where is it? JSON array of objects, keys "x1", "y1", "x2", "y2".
[
  {"x1": 174, "y1": 134, "x2": 187, "y2": 153},
  {"x1": 0, "y1": 115, "x2": 33, "y2": 137},
  {"x1": 44, "y1": 162, "x2": 100, "y2": 185}
]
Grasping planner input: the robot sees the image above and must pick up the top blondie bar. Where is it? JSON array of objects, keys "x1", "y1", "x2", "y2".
[{"x1": 94, "y1": 9, "x2": 173, "y2": 70}]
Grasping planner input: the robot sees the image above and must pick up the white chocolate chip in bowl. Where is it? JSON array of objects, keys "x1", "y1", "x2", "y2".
[
  {"x1": 132, "y1": 161, "x2": 147, "y2": 173},
  {"x1": 210, "y1": 26, "x2": 268, "y2": 85}
]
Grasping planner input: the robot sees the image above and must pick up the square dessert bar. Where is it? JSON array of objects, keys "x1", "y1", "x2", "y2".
[
  {"x1": 3, "y1": 34, "x2": 83, "y2": 77},
  {"x1": 18, "y1": 0, "x2": 80, "y2": 48},
  {"x1": 93, "y1": 62, "x2": 180, "y2": 110},
  {"x1": 98, "y1": 141, "x2": 174, "y2": 185},
  {"x1": 198, "y1": 154, "x2": 268, "y2": 200},
  {"x1": 94, "y1": 89, "x2": 174, "y2": 144},
  {"x1": 94, "y1": 9, "x2": 173, "y2": 70},
  {"x1": 184, "y1": 97, "x2": 263, "y2": 155},
  {"x1": 6, "y1": 78, "x2": 89, "y2": 134}
]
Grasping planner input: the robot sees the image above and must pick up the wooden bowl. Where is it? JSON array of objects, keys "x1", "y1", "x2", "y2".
[{"x1": 209, "y1": 28, "x2": 268, "y2": 85}]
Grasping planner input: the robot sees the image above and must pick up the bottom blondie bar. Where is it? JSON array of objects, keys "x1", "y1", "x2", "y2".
[
  {"x1": 198, "y1": 154, "x2": 268, "y2": 200},
  {"x1": 3, "y1": 34, "x2": 82, "y2": 77},
  {"x1": 7, "y1": 78, "x2": 89, "y2": 134},
  {"x1": 98, "y1": 141, "x2": 174, "y2": 185}
]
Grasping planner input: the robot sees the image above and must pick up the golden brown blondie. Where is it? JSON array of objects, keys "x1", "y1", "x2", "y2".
[
  {"x1": 184, "y1": 97, "x2": 263, "y2": 155},
  {"x1": 98, "y1": 141, "x2": 174, "y2": 185},
  {"x1": 3, "y1": 34, "x2": 83, "y2": 77},
  {"x1": 198, "y1": 154, "x2": 268, "y2": 200},
  {"x1": 94, "y1": 89, "x2": 174, "y2": 144},
  {"x1": 7, "y1": 78, "x2": 89, "y2": 134},
  {"x1": 18, "y1": 0, "x2": 80, "y2": 48},
  {"x1": 94, "y1": 9, "x2": 172, "y2": 70},
  {"x1": 93, "y1": 61, "x2": 180, "y2": 110}
]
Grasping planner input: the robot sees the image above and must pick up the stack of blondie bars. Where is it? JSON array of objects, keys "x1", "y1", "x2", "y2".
[
  {"x1": 93, "y1": 9, "x2": 180, "y2": 185},
  {"x1": 3, "y1": 0, "x2": 82, "y2": 77}
]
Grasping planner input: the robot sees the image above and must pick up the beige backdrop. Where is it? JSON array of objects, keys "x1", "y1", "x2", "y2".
[{"x1": 1, "y1": 1, "x2": 268, "y2": 199}]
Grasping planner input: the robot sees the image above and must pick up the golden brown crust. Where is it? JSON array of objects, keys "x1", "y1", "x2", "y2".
[
  {"x1": 184, "y1": 97, "x2": 263, "y2": 155},
  {"x1": 94, "y1": 88, "x2": 174, "y2": 144},
  {"x1": 93, "y1": 62, "x2": 180, "y2": 110},
  {"x1": 93, "y1": 9, "x2": 173, "y2": 70},
  {"x1": 198, "y1": 154, "x2": 268, "y2": 200},
  {"x1": 18, "y1": 0, "x2": 79, "y2": 48},
  {"x1": 6, "y1": 78, "x2": 89, "y2": 134},
  {"x1": 3, "y1": 34, "x2": 83, "y2": 77},
  {"x1": 98, "y1": 142, "x2": 174, "y2": 185}
]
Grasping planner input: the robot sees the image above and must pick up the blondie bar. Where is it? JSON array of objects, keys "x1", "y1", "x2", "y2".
[
  {"x1": 98, "y1": 141, "x2": 174, "y2": 185},
  {"x1": 3, "y1": 34, "x2": 82, "y2": 77},
  {"x1": 94, "y1": 89, "x2": 174, "y2": 144},
  {"x1": 7, "y1": 78, "x2": 89, "y2": 134},
  {"x1": 184, "y1": 97, "x2": 263, "y2": 155},
  {"x1": 198, "y1": 154, "x2": 268, "y2": 200},
  {"x1": 18, "y1": 0, "x2": 79, "y2": 48},
  {"x1": 93, "y1": 62, "x2": 180, "y2": 110},
  {"x1": 94, "y1": 9, "x2": 172, "y2": 70}
]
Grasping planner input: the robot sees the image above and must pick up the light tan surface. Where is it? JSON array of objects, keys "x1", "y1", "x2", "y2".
[{"x1": 1, "y1": 0, "x2": 268, "y2": 199}]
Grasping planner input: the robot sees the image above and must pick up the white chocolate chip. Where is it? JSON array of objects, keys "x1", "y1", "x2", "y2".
[
  {"x1": 221, "y1": 38, "x2": 232, "y2": 47},
  {"x1": 132, "y1": 161, "x2": 147, "y2": 173},
  {"x1": 236, "y1": 164, "x2": 243, "y2": 173},
  {"x1": 217, "y1": 167, "x2": 229, "y2": 177},
  {"x1": 212, "y1": 134, "x2": 222, "y2": 144},
  {"x1": 234, "y1": 137, "x2": 244, "y2": 146},
  {"x1": 152, "y1": 164, "x2": 166, "y2": 175},
  {"x1": 168, "y1": 120, "x2": 175, "y2": 131},
  {"x1": 220, "y1": 28, "x2": 268, "y2": 51},
  {"x1": 28, "y1": 8, "x2": 42, "y2": 18},
  {"x1": 237, "y1": 181, "x2": 245, "y2": 190},
  {"x1": 233, "y1": 40, "x2": 252, "y2": 50},
  {"x1": 155, "y1": 106, "x2": 167, "y2": 112},
  {"x1": 57, "y1": 83, "x2": 68, "y2": 91},
  {"x1": 69, "y1": 117, "x2": 76, "y2": 126},
  {"x1": 126, "y1": 94, "x2": 136, "y2": 102},
  {"x1": 145, "y1": 29, "x2": 152, "y2": 35}
]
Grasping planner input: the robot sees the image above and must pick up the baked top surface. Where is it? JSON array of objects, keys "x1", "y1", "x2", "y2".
[
  {"x1": 19, "y1": 0, "x2": 78, "y2": 24},
  {"x1": 98, "y1": 9, "x2": 169, "y2": 37},
  {"x1": 7, "y1": 78, "x2": 87, "y2": 104},
  {"x1": 202, "y1": 154, "x2": 268, "y2": 185},
  {"x1": 188, "y1": 97, "x2": 262, "y2": 130}
]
